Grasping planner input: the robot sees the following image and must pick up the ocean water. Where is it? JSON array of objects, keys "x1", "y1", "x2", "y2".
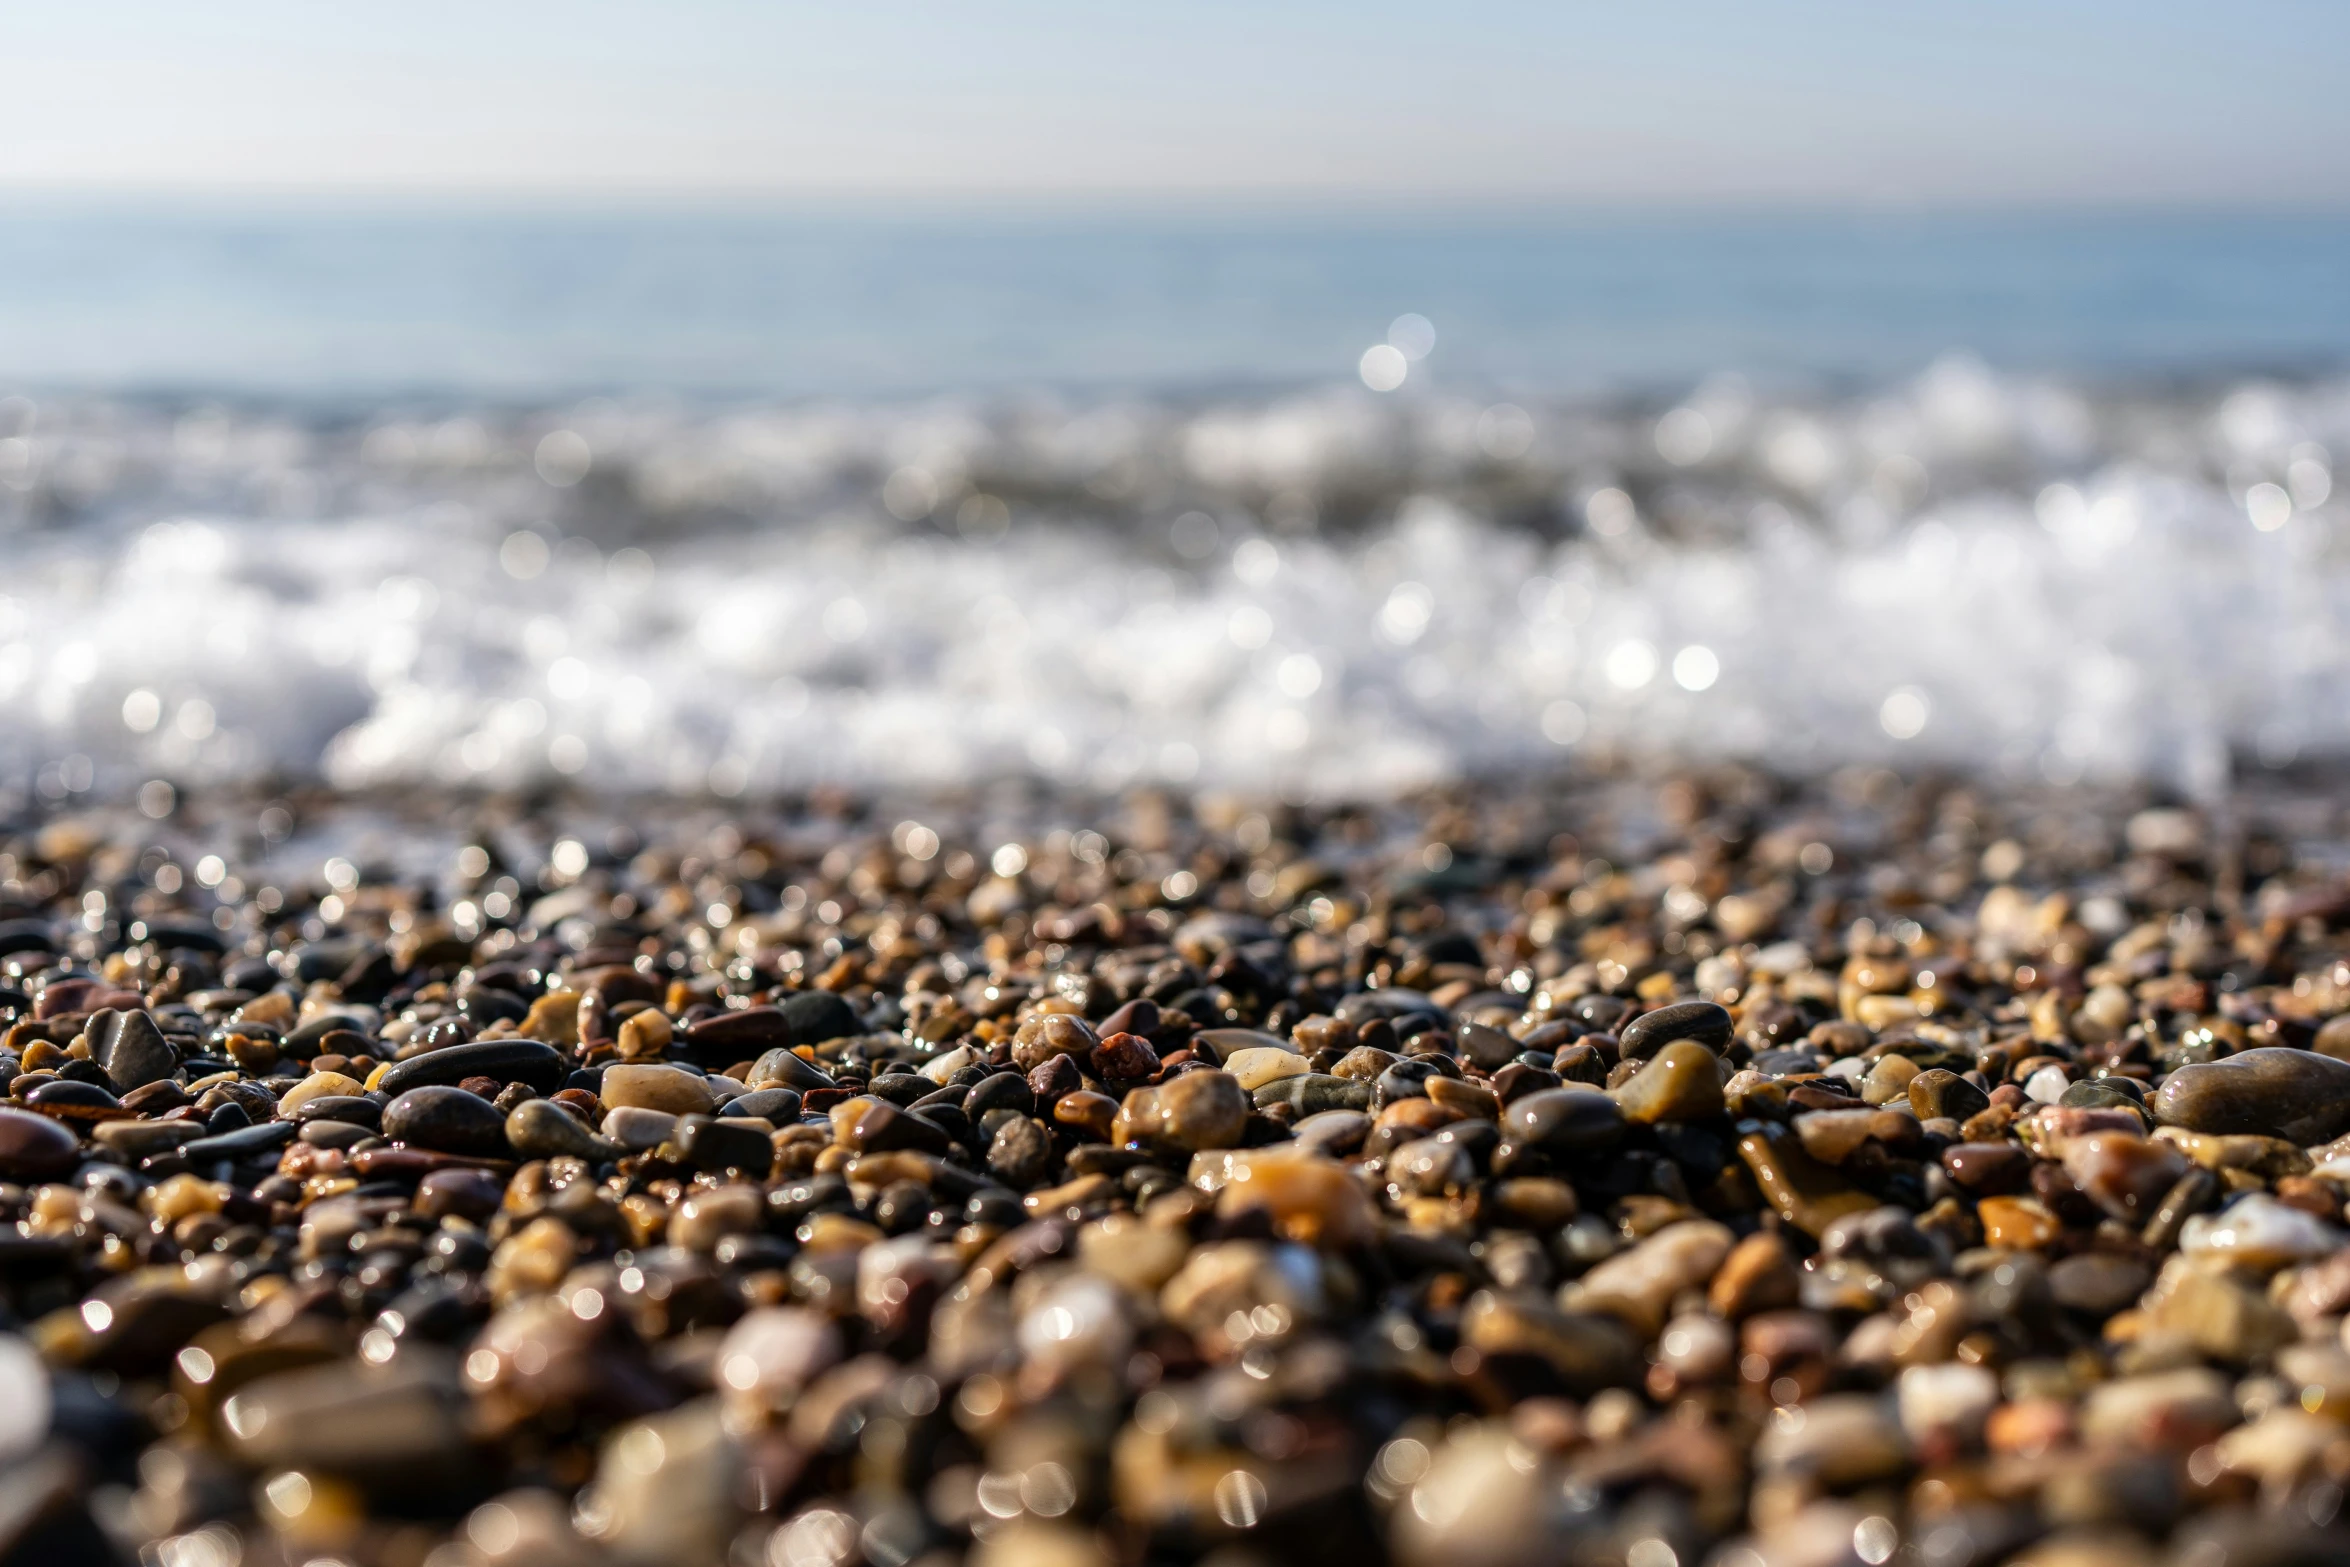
[{"x1": 0, "y1": 207, "x2": 2345, "y2": 805}]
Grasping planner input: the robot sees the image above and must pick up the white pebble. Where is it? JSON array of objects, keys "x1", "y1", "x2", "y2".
[
  {"x1": 2024, "y1": 1064, "x2": 2071, "y2": 1104},
  {"x1": 1897, "y1": 1361, "x2": 1998, "y2": 1441}
]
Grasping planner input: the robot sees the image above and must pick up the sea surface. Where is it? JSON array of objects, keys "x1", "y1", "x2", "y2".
[{"x1": 0, "y1": 205, "x2": 2345, "y2": 806}]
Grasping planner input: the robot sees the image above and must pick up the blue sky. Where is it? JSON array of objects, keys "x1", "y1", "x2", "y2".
[{"x1": 5, "y1": 2, "x2": 2347, "y2": 205}]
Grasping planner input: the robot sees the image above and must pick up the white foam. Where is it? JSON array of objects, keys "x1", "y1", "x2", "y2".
[{"x1": 0, "y1": 360, "x2": 2342, "y2": 804}]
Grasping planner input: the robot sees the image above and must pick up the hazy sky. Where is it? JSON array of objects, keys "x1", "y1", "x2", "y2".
[{"x1": 6, "y1": 1, "x2": 2347, "y2": 205}]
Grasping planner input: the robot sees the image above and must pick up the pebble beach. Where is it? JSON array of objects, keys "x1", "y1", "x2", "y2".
[{"x1": 10, "y1": 770, "x2": 2350, "y2": 1567}]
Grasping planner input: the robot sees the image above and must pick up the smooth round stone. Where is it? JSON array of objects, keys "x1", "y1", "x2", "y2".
[
  {"x1": 1115, "y1": 1069, "x2": 1247, "y2": 1152},
  {"x1": 1617, "y1": 1000, "x2": 1733, "y2": 1059},
  {"x1": 1861, "y1": 1054, "x2": 1921, "y2": 1106},
  {"x1": 1941, "y1": 1141, "x2": 2030, "y2": 1193},
  {"x1": 835, "y1": 1097, "x2": 951, "y2": 1155},
  {"x1": 376, "y1": 1039, "x2": 566, "y2": 1097},
  {"x1": 1374, "y1": 1062, "x2": 1439, "y2": 1105},
  {"x1": 1908, "y1": 1068, "x2": 1990, "y2": 1123},
  {"x1": 2180, "y1": 1193, "x2": 2346, "y2": 1268},
  {"x1": 1502, "y1": 1088, "x2": 1626, "y2": 1155},
  {"x1": 1613, "y1": 1040, "x2": 1724, "y2": 1123},
  {"x1": 92, "y1": 1119, "x2": 204, "y2": 1158},
  {"x1": 1978, "y1": 1194, "x2": 2063, "y2": 1250},
  {"x1": 24, "y1": 1079, "x2": 124, "y2": 1122},
  {"x1": 600, "y1": 1064, "x2": 717, "y2": 1117},
  {"x1": 297, "y1": 1119, "x2": 375, "y2": 1151},
  {"x1": 963, "y1": 1072, "x2": 1034, "y2": 1119},
  {"x1": 747, "y1": 1048, "x2": 835, "y2": 1093},
  {"x1": 2048, "y1": 1252, "x2": 2153, "y2": 1316},
  {"x1": 667, "y1": 1114, "x2": 775, "y2": 1176},
  {"x1": 1213, "y1": 1153, "x2": 1378, "y2": 1248},
  {"x1": 1566, "y1": 1219, "x2": 1735, "y2": 1335},
  {"x1": 288, "y1": 1094, "x2": 381, "y2": 1129},
  {"x1": 1736, "y1": 1126, "x2": 1876, "y2": 1237},
  {"x1": 505, "y1": 1098, "x2": 624, "y2": 1162},
  {"x1": 917, "y1": 1044, "x2": 978, "y2": 1084},
  {"x1": 2153, "y1": 1048, "x2": 2350, "y2": 1143},
  {"x1": 277, "y1": 1071, "x2": 369, "y2": 1117},
  {"x1": 2060, "y1": 1079, "x2": 2148, "y2": 1115},
  {"x1": 1291, "y1": 1108, "x2": 1372, "y2": 1157},
  {"x1": 1194, "y1": 1027, "x2": 1299, "y2": 1058},
  {"x1": 1223, "y1": 1046, "x2": 1311, "y2": 1091},
  {"x1": 681, "y1": 1005, "x2": 792, "y2": 1063},
  {"x1": 775, "y1": 990, "x2": 861, "y2": 1045},
  {"x1": 1455, "y1": 1022, "x2": 1521, "y2": 1072},
  {"x1": 602, "y1": 1107, "x2": 680, "y2": 1151},
  {"x1": 721, "y1": 1087, "x2": 803, "y2": 1122},
  {"x1": 1793, "y1": 1107, "x2": 1898, "y2": 1165},
  {"x1": 1897, "y1": 1361, "x2": 2000, "y2": 1442},
  {"x1": 382, "y1": 1085, "x2": 509, "y2": 1159},
  {"x1": 2023, "y1": 1064, "x2": 2072, "y2": 1104},
  {"x1": 2061, "y1": 1133, "x2": 2188, "y2": 1223},
  {"x1": 86, "y1": 1008, "x2": 177, "y2": 1093},
  {"x1": 0, "y1": 1104, "x2": 79, "y2": 1180}
]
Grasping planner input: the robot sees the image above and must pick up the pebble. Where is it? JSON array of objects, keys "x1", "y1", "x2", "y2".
[
  {"x1": 382, "y1": 1085, "x2": 510, "y2": 1158},
  {"x1": 1738, "y1": 1125, "x2": 1876, "y2": 1236},
  {"x1": 504, "y1": 1097, "x2": 624, "y2": 1161},
  {"x1": 1222, "y1": 1045, "x2": 1311, "y2": 1091},
  {"x1": 277, "y1": 1070, "x2": 369, "y2": 1116},
  {"x1": 1611, "y1": 1039, "x2": 1723, "y2": 1123},
  {"x1": 1908, "y1": 1067, "x2": 1990, "y2": 1122},
  {"x1": 747, "y1": 1046, "x2": 835, "y2": 1091},
  {"x1": 1616, "y1": 999, "x2": 1733, "y2": 1058},
  {"x1": 600, "y1": 1105, "x2": 680, "y2": 1150},
  {"x1": 599, "y1": 1063, "x2": 717, "y2": 1116},
  {"x1": 2178, "y1": 1193, "x2": 2346, "y2": 1268},
  {"x1": 375, "y1": 1038, "x2": 567, "y2": 1096},
  {"x1": 1113, "y1": 1067, "x2": 1248, "y2": 1152},
  {"x1": 0, "y1": 1104, "x2": 78, "y2": 1179},
  {"x1": 2060, "y1": 1133, "x2": 2189, "y2": 1223},
  {"x1": 2025, "y1": 1064, "x2": 2073, "y2": 1104},
  {"x1": 1898, "y1": 1360, "x2": 1999, "y2": 1442},
  {"x1": 86, "y1": 1007, "x2": 177, "y2": 1093},
  {"x1": 1564, "y1": 1219, "x2": 1734, "y2": 1334},
  {"x1": 1501, "y1": 1087, "x2": 1625, "y2": 1157},
  {"x1": 2153, "y1": 1047, "x2": 2350, "y2": 1143}
]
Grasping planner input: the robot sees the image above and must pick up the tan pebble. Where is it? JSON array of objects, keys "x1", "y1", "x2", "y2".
[
  {"x1": 1736, "y1": 1126, "x2": 1877, "y2": 1237},
  {"x1": 1216, "y1": 1154, "x2": 1377, "y2": 1249},
  {"x1": 599, "y1": 1064, "x2": 716, "y2": 1116},
  {"x1": 1077, "y1": 1212, "x2": 1193, "y2": 1293},
  {"x1": 277, "y1": 1071, "x2": 368, "y2": 1116},
  {"x1": 1426, "y1": 1075, "x2": 1501, "y2": 1120},
  {"x1": 487, "y1": 1216, "x2": 579, "y2": 1304},
  {"x1": 1564, "y1": 1219, "x2": 1734, "y2": 1336},
  {"x1": 1222, "y1": 1046, "x2": 1311, "y2": 1091},
  {"x1": 518, "y1": 991, "x2": 581, "y2": 1046},
  {"x1": 1025, "y1": 1173, "x2": 1117, "y2": 1217},
  {"x1": 671, "y1": 1184, "x2": 765, "y2": 1250},
  {"x1": 615, "y1": 1009, "x2": 674, "y2": 1061},
  {"x1": 1490, "y1": 1177, "x2": 1578, "y2": 1229},
  {"x1": 1708, "y1": 1230, "x2": 1801, "y2": 1319},
  {"x1": 797, "y1": 1211, "x2": 885, "y2": 1252},
  {"x1": 1978, "y1": 1194, "x2": 2062, "y2": 1250}
]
